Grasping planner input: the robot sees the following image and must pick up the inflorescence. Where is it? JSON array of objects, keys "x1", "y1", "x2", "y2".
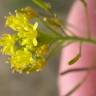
[{"x1": 0, "y1": 7, "x2": 52, "y2": 74}]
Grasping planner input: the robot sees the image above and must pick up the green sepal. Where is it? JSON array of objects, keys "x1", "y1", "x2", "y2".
[{"x1": 32, "y1": 0, "x2": 51, "y2": 11}]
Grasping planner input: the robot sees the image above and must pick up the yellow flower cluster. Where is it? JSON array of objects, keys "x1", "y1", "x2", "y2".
[
  {"x1": 6, "y1": 9, "x2": 38, "y2": 46},
  {"x1": 0, "y1": 7, "x2": 49, "y2": 74}
]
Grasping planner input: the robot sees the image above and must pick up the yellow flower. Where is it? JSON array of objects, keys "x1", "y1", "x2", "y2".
[
  {"x1": 17, "y1": 6, "x2": 38, "y2": 19},
  {"x1": 6, "y1": 14, "x2": 28, "y2": 31},
  {"x1": 31, "y1": 58, "x2": 47, "y2": 72},
  {"x1": 6, "y1": 11, "x2": 38, "y2": 46},
  {"x1": 10, "y1": 48, "x2": 47, "y2": 74},
  {"x1": 36, "y1": 44, "x2": 48, "y2": 56},
  {"x1": 0, "y1": 34, "x2": 16, "y2": 55},
  {"x1": 10, "y1": 49, "x2": 33, "y2": 73},
  {"x1": 18, "y1": 22, "x2": 38, "y2": 46}
]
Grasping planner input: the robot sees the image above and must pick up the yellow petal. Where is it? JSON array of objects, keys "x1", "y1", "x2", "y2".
[
  {"x1": 33, "y1": 38, "x2": 37, "y2": 46},
  {"x1": 33, "y1": 22, "x2": 38, "y2": 31}
]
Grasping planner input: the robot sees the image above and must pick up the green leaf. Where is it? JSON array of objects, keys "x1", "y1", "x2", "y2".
[
  {"x1": 32, "y1": 0, "x2": 51, "y2": 11},
  {"x1": 68, "y1": 53, "x2": 81, "y2": 65}
]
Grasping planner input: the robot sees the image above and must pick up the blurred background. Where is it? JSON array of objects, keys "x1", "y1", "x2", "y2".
[{"x1": 0, "y1": 0, "x2": 74, "y2": 96}]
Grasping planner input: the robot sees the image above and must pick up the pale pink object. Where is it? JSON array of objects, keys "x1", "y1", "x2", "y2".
[{"x1": 58, "y1": 0, "x2": 96, "y2": 96}]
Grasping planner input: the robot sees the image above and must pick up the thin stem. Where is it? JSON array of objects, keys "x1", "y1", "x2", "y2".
[
  {"x1": 61, "y1": 25, "x2": 77, "y2": 36},
  {"x1": 79, "y1": 42, "x2": 82, "y2": 55},
  {"x1": 46, "y1": 40, "x2": 62, "y2": 60},
  {"x1": 60, "y1": 25, "x2": 68, "y2": 36},
  {"x1": 61, "y1": 36, "x2": 96, "y2": 45},
  {"x1": 80, "y1": 0, "x2": 91, "y2": 38},
  {"x1": 85, "y1": 6, "x2": 91, "y2": 38},
  {"x1": 37, "y1": 17, "x2": 64, "y2": 38}
]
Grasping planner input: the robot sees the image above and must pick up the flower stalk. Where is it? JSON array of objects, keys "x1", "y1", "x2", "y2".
[{"x1": 0, "y1": 0, "x2": 96, "y2": 76}]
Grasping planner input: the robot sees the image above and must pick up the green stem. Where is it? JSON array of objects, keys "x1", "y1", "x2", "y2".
[
  {"x1": 37, "y1": 17, "x2": 63, "y2": 37},
  {"x1": 80, "y1": 0, "x2": 91, "y2": 38},
  {"x1": 61, "y1": 36, "x2": 96, "y2": 45}
]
